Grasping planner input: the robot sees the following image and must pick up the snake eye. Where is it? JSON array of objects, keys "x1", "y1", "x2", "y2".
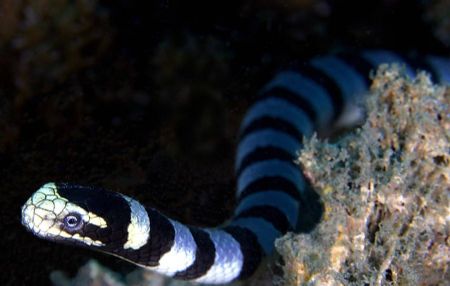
[{"x1": 63, "y1": 213, "x2": 83, "y2": 231}]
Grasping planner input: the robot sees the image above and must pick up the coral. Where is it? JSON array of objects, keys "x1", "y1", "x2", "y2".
[
  {"x1": 0, "y1": 0, "x2": 113, "y2": 152},
  {"x1": 50, "y1": 259, "x2": 207, "y2": 286},
  {"x1": 275, "y1": 65, "x2": 449, "y2": 285},
  {"x1": 50, "y1": 260, "x2": 125, "y2": 286},
  {"x1": 0, "y1": 0, "x2": 112, "y2": 99}
]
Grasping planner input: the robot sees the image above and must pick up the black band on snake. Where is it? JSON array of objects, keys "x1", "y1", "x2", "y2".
[{"x1": 21, "y1": 50, "x2": 450, "y2": 284}]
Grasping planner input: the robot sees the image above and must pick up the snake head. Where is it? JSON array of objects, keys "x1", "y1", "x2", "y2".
[{"x1": 21, "y1": 182, "x2": 116, "y2": 248}]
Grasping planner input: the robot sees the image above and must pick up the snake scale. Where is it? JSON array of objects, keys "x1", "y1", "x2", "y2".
[{"x1": 21, "y1": 50, "x2": 450, "y2": 284}]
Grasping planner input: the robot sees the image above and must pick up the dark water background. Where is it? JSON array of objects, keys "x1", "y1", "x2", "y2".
[{"x1": 0, "y1": 0, "x2": 447, "y2": 284}]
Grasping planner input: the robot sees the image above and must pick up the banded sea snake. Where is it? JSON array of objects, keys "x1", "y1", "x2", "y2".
[{"x1": 21, "y1": 50, "x2": 450, "y2": 284}]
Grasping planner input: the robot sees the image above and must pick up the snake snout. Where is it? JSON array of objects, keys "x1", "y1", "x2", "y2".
[{"x1": 21, "y1": 202, "x2": 36, "y2": 232}]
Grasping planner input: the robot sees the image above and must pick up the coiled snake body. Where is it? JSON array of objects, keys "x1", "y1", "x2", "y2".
[{"x1": 21, "y1": 50, "x2": 450, "y2": 284}]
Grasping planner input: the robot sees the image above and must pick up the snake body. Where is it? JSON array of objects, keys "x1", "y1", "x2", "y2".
[{"x1": 21, "y1": 50, "x2": 450, "y2": 284}]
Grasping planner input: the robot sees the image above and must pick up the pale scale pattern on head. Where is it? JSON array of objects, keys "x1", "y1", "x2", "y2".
[{"x1": 21, "y1": 182, "x2": 108, "y2": 246}]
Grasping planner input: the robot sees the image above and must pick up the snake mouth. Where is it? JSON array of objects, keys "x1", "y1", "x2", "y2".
[
  {"x1": 21, "y1": 200, "x2": 58, "y2": 239},
  {"x1": 21, "y1": 200, "x2": 35, "y2": 231},
  {"x1": 21, "y1": 183, "x2": 65, "y2": 239},
  {"x1": 21, "y1": 203, "x2": 41, "y2": 236}
]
